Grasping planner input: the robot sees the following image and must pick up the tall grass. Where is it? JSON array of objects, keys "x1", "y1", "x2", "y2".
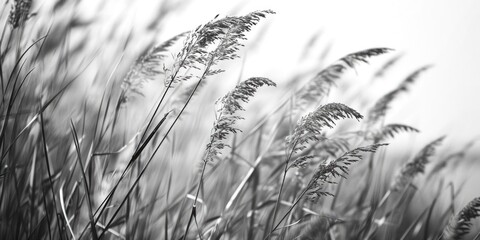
[{"x1": 0, "y1": 1, "x2": 479, "y2": 239}]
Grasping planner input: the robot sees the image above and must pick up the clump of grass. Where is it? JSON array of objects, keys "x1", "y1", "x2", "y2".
[{"x1": 1, "y1": 2, "x2": 479, "y2": 240}]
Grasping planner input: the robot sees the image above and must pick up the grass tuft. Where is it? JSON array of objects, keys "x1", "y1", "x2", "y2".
[{"x1": 0, "y1": 3, "x2": 478, "y2": 240}]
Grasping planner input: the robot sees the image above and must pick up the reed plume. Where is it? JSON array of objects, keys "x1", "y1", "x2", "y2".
[
  {"x1": 390, "y1": 136, "x2": 444, "y2": 191},
  {"x1": 442, "y1": 197, "x2": 480, "y2": 240},
  {"x1": 205, "y1": 77, "x2": 276, "y2": 162},
  {"x1": 9, "y1": 0, "x2": 32, "y2": 28},
  {"x1": 367, "y1": 65, "x2": 432, "y2": 125},
  {"x1": 306, "y1": 143, "x2": 387, "y2": 200},
  {"x1": 295, "y1": 48, "x2": 392, "y2": 111}
]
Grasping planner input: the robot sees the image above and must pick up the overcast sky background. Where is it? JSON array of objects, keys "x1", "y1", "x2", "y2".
[
  {"x1": 208, "y1": 0, "x2": 480, "y2": 143},
  {"x1": 76, "y1": 0, "x2": 480, "y2": 146}
]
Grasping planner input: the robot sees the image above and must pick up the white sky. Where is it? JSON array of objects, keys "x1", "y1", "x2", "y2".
[
  {"x1": 186, "y1": 0, "x2": 480, "y2": 144},
  {"x1": 75, "y1": 0, "x2": 480, "y2": 145}
]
